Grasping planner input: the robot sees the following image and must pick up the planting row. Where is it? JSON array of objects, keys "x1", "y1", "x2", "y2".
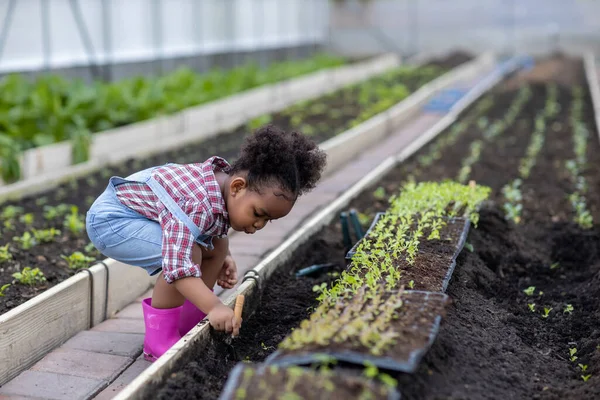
[
  {"x1": 348, "y1": 55, "x2": 600, "y2": 399},
  {"x1": 0, "y1": 55, "x2": 470, "y2": 314},
  {"x1": 154, "y1": 180, "x2": 490, "y2": 400},
  {"x1": 148, "y1": 55, "x2": 600, "y2": 399},
  {"x1": 0, "y1": 54, "x2": 346, "y2": 182}
]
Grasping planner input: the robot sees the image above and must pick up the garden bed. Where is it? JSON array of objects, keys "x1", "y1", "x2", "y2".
[
  {"x1": 145, "y1": 54, "x2": 600, "y2": 399},
  {"x1": 0, "y1": 53, "x2": 473, "y2": 314}
]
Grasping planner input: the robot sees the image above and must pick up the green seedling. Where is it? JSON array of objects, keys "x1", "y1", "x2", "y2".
[
  {"x1": 570, "y1": 348, "x2": 578, "y2": 362},
  {"x1": 541, "y1": 307, "x2": 552, "y2": 319},
  {"x1": 32, "y1": 228, "x2": 61, "y2": 243},
  {"x1": 373, "y1": 187, "x2": 386, "y2": 201},
  {"x1": 523, "y1": 286, "x2": 536, "y2": 296},
  {"x1": 408, "y1": 280, "x2": 415, "y2": 289},
  {"x1": 3, "y1": 220, "x2": 14, "y2": 231},
  {"x1": 12, "y1": 267, "x2": 46, "y2": 286},
  {"x1": 312, "y1": 282, "x2": 327, "y2": 294},
  {"x1": 550, "y1": 262, "x2": 560, "y2": 270},
  {"x1": 19, "y1": 213, "x2": 34, "y2": 226},
  {"x1": 0, "y1": 244, "x2": 11, "y2": 263},
  {"x1": 61, "y1": 252, "x2": 95, "y2": 270},
  {"x1": 43, "y1": 204, "x2": 70, "y2": 221},
  {"x1": 579, "y1": 364, "x2": 588, "y2": 372},
  {"x1": 1, "y1": 205, "x2": 23, "y2": 221},
  {"x1": 362, "y1": 361, "x2": 397, "y2": 388},
  {"x1": 13, "y1": 232, "x2": 36, "y2": 250},
  {"x1": 582, "y1": 374, "x2": 592, "y2": 382},
  {"x1": 64, "y1": 206, "x2": 85, "y2": 236},
  {"x1": 528, "y1": 303, "x2": 536, "y2": 312},
  {"x1": 464, "y1": 242, "x2": 474, "y2": 252},
  {"x1": 0, "y1": 283, "x2": 10, "y2": 296},
  {"x1": 564, "y1": 304, "x2": 574, "y2": 314},
  {"x1": 260, "y1": 342, "x2": 274, "y2": 351}
]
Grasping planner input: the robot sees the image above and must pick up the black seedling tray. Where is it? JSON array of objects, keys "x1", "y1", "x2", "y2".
[
  {"x1": 219, "y1": 363, "x2": 401, "y2": 400},
  {"x1": 345, "y1": 212, "x2": 471, "y2": 293},
  {"x1": 265, "y1": 290, "x2": 449, "y2": 374}
]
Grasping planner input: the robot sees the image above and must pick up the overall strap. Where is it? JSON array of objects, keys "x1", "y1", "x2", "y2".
[{"x1": 144, "y1": 176, "x2": 203, "y2": 239}]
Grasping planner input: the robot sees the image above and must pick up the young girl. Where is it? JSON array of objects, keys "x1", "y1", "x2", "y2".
[{"x1": 86, "y1": 125, "x2": 327, "y2": 362}]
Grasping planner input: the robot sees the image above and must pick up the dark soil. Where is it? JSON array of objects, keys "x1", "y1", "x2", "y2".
[
  {"x1": 344, "y1": 56, "x2": 600, "y2": 399},
  {"x1": 152, "y1": 55, "x2": 600, "y2": 399},
  {"x1": 154, "y1": 232, "x2": 348, "y2": 400},
  {"x1": 220, "y1": 365, "x2": 396, "y2": 400},
  {"x1": 0, "y1": 54, "x2": 465, "y2": 314},
  {"x1": 273, "y1": 290, "x2": 450, "y2": 373}
]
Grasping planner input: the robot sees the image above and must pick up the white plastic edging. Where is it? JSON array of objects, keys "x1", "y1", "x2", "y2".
[
  {"x1": 0, "y1": 52, "x2": 493, "y2": 388},
  {"x1": 0, "y1": 54, "x2": 400, "y2": 198},
  {"x1": 113, "y1": 57, "x2": 504, "y2": 400},
  {"x1": 583, "y1": 53, "x2": 600, "y2": 142}
]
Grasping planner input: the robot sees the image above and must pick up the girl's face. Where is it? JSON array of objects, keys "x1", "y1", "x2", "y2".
[{"x1": 225, "y1": 177, "x2": 294, "y2": 234}]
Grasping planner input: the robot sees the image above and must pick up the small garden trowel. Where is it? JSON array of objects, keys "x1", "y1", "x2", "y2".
[{"x1": 222, "y1": 294, "x2": 245, "y2": 361}]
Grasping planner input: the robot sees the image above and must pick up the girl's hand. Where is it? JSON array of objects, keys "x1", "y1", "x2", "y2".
[
  {"x1": 208, "y1": 303, "x2": 242, "y2": 336},
  {"x1": 217, "y1": 255, "x2": 238, "y2": 289}
]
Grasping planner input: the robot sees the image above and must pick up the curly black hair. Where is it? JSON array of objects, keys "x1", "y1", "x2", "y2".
[{"x1": 229, "y1": 125, "x2": 327, "y2": 198}]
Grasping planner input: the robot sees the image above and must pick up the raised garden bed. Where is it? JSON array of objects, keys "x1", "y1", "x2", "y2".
[
  {"x1": 0, "y1": 54, "x2": 347, "y2": 183},
  {"x1": 0, "y1": 54, "x2": 472, "y2": 315},
  {"x1": 220, "y1": 364, "x2": 401, "y2": 400},
  {"x1": 139, "y1": 53, "x2": 600, "y2": 399}
]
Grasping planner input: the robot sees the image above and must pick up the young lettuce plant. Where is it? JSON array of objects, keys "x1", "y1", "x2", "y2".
[
  {"x1": 12, "y1": 267, "x2": 46, "y2": 286},
  {"x1": 0, "y1": 244, "x2": 12, "y2": 263},
  {"x1": 61, "y1": 252, "x2": 95, "y2": 270}
]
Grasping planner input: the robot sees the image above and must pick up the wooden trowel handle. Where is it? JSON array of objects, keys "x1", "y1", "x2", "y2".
[{"x1": 234, "y1": 295, "x2": 245, "y2": 320}]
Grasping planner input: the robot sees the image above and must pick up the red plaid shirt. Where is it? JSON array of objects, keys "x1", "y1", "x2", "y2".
[{"x1": 114, "y1": 157, "x2": 231, "y2": 284}]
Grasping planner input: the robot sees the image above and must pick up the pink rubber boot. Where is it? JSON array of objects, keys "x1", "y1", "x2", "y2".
[
  {"x1": 142, "y1": 298, "x2": 183, "y2": 362},
  {"x1": 178, "y1": 291, "x2": 212, "y2": 336}
]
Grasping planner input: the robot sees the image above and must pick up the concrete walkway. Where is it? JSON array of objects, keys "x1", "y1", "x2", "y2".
[{"x1": 0, "y1": 74, "x2": 483, "y2": 400}]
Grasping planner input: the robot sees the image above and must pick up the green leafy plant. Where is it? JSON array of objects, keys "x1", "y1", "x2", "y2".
[
  {"x1": 12, "y1": 267, "x2": 46, "y2": 286},
  {"x1": 550, "y1": 262, "x2": 560, "y2": 270},
  {"x1": 1, "y1": 205, "x2": 23, "y2": 221},
  {"x1": 373, "y1": 187, "x2": 386, "y2": 201},
  {"x1": 528, "y1": 303, "x2": 536, "y2": 312},
  {"x1": 13, "y1": 231, "x2": 36, "y2": 250},
  {"x1": 582, "y1": 374, "x2": 592, "y2": 382},
  {"x1": 564, "y1": 304, "x2": 574, "y2": 314},
  {"x1": 43, "y1": 204, "x2": 70, "y2": 221},
  {"x1": 0, "y1": 244, "x2": 12, "y2": 263},
  {"x1": 579, "y1": 364, "x2": 588, "y2": 372},
  {"x1": 0, "y1": 283, "x2": 10, "y2": 296},
  {"x1": 570, "y1": 348, "x2": 578, "y2": 362},
  {"x1": 19, "y1": 213, "x2": 35, "y2": 226},
  {"x1": 541, "y1": 307, "x2": 552, "y2": 319},
  {"x1": 32, "y1": 228, "x2": 61, "y2": 243},
  {"x1": 363, "y1": 361, "x2": 398, "y2": 388},
  {"x1": 61, "y1": 252, "x2": 95, "y2": 270},
  {"x1": 523, "y1": 286, "x2": 536, "y2": 296},
  {"x1": 63, "y1": 206, "x2": 85, "y2": 236}
]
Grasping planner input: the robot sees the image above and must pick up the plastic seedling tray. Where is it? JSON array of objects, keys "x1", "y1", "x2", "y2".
[
  {"x1": 345, "y1": 212, "x2": 471, "y2": 293},
  {"x1": 219, "y1": 363, "x2": 401, "y2": 400},
  {"x1": 345, "y1": 212, "x2": 385, "y2": 260},
  {"x1": 266, "y1": 290, "x2": 449, "y2": 374}
]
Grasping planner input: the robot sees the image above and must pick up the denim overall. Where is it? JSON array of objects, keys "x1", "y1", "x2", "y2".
[{"x1": 86, "y1": 166, "x2": 213, "y2": 276}]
